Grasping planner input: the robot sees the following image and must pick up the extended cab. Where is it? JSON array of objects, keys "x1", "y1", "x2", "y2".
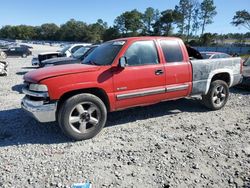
[{"x1": 21, "y1": 37, "x2": 243, "y2": 140}]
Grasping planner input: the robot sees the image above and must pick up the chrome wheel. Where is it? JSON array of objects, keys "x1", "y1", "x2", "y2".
[
  {"x1": 212, "y1": 85, "x2": 226, "y2": 107},
  {"x1": 69, "y1": 102, "x2": 100, "y2": 134}
]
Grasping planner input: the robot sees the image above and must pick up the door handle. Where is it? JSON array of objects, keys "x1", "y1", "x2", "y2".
[{"x1": 155, "y1": 69, "x2": 164, "y2": 75}]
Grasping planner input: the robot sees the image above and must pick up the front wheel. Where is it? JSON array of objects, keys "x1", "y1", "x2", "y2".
[
  {"x1": 58, "y1": 94, "x2": 107, "y2": 141},
  {"x1": 202, "y1": 80, "x2": 229, "y2": 110},
  {"x1": 22, "y1": 53, "x2": 27, "y2": 58}
]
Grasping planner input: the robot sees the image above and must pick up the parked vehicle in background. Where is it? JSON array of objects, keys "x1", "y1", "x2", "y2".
[
  {"x1": 32, "y1": 57, "x2": 39, "y2": 66},
  {"x1": 21, "y1": 36, "x2": 242, "y2": 141},
  {"x1": 20, "y1": 44, "x2": 33, "y2": 49},
  {"x1": 2, "y1": 46, "x2": 32, "y2": 58},
  {"x1": 62, "y1": 43, "x2": 91, "y2": 57},
  {"x1": 237, "y1": 57, "x2": 250, "y2": 89},
  {"x1": 37, "y1": 52, "x2": 62, "y2": 66},
  {"x1": 0, "y1": 61, "x2": 8, "y2": 76},
  {"x1": 40, "y1": 45, "x2": 98, "y2": 67},
  {"x1": 36, "y1": 43, "x2": 91, "y2": 67},
  {"x1": 200, "y1": 52, "x2": 231, "y2": 59}
]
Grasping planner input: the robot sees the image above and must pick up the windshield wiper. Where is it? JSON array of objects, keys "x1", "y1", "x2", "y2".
[{"x1": 85, "y1": 60, "x2": 99, "y2": 65}]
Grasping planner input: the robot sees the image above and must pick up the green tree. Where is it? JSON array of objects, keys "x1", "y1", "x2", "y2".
[
  {"x1": 200, "y1": 0, "x2": 217, "y2": 35},
  {"x1": 175, "y1": 0, "x2": 189, "y2": 35},
  {"x1": 160, "y1": 9, "x2": 181, "y2": 36},
  {"x1": 0, "y1": 25, "x2": 37, "y2": 40},
  {"x1": 191, "y1": 6, "x2": 201, "y2": 36},
  {"x1": 231, "y1": 10, "x2": 250, "y2": 31},
  {"x1": 87, "y1": 19, "x2": 108, "y2": 43},
  {"x1": 114, "y1": 9, "x2": 143, "y2": 36},
  {"x1": 152, "y1": 9, "x2": 161, "y2": 35},
  {"x1": 200, "y1": 32, "x2": 216, "y2": 45},
  {"x1": 103, "y1": 27, "x2": 121, "y2": 41},
  {"x1": 59, "y1": 19, "x2": 88, "y2": 42},
  {"x1": 40, "y1": 23, "x2": 59, "y2": 40},
  {"x1": 142, "y1": 7, "x2": 155, "y2": 35},
  {"x1": 185, "y1": 0, "x2": 200, "y2": 41}
]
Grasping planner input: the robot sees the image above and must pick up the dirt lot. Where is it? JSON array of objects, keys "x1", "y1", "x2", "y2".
[{"x1": 0, "y1": 45, "x2": 250, "y2": 188}]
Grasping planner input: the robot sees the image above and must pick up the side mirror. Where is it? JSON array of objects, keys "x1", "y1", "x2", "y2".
[{"x1": 119, "y1": 56, "x2": 127, "y2": 68}]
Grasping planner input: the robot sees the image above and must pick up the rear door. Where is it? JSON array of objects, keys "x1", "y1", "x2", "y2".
[
  {"x1": 159, "y1": 39, "x2": 192, "y2": 99},
  {"x1": 113, "y1": 40, "x2": 166, "y2": 110}
]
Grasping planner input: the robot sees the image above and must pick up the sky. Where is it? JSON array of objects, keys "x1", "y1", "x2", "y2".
[{"x1": 0, "y1": 0, "x2": 249, "y2": 34}]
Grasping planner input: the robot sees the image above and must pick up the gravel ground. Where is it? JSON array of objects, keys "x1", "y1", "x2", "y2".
[{"x1": 0, "y1": 45, "x2": 250, "y2": 188}]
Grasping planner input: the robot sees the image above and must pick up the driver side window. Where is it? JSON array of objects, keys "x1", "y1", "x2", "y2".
[{"x1": 125, "y1": 41, "x2": 159, "y2": 66}]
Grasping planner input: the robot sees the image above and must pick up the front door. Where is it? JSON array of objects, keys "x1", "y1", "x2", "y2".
[
  {"x1": 113, "y1": 40, "x2": 166, "y2": 110},
  {"x1": 7, "y1": 47, "x2": 16, "y2": 56}
]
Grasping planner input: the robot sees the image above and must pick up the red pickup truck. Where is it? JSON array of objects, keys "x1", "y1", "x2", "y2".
[{"x1": 22, "y1": 37, "x2": 243, "y2": 140}]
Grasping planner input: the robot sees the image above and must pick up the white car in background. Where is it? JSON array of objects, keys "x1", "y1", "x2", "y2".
[
  {"x1": 62, "y1": 43, "x2": 91, "y2": 57},
  {"x1": 32, "y1": 43, "x2": 91, "y2": 67}
]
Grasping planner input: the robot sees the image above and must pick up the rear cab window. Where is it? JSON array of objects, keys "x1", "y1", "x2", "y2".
[{"x1": 160, "y1": 40, "x2": 183, "y2": 63}]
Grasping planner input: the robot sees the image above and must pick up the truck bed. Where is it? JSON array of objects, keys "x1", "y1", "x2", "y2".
[{"x1": 190, "y1": 57, "x2": 242, "y2": 95}]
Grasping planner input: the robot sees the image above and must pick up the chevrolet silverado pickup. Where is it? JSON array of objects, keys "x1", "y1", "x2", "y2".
[{"x1": 21, "y1": 37, "x2": 243, "y2": 141}]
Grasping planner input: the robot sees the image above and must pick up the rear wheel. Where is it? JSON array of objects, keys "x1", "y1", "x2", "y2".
[
  {"x1": 202, "y1": 80, "x2": 229, "y2": 110},
  {"x1": 22, "y1": 53, "x2": 27, "y2": 58},
  {"x1": 58, "y1": 93, "x2": 107, "y2": 141}
]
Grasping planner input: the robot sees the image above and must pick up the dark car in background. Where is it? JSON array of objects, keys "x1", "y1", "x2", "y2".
[
  {"x1": 20, "y1": 44, "x2": 33, "y2": 49},
  {"x1": 200, "y1": 52, "x2": 231, "y2": 59},
  {"x1": 2, "y1": 46, "x2": 32, "y2": 58},
  {"x1": 40, "y1": 45, "x2": 98, "y2": 67}
]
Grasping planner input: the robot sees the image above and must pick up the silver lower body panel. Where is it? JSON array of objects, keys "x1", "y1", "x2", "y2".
[{"x1": 21, "y1": 97, "x2": 57, "y2": 123}]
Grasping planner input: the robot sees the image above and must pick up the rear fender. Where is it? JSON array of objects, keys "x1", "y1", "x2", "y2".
[{"x1": 205, "y1": 69, "x2": 233, "y2": 94}]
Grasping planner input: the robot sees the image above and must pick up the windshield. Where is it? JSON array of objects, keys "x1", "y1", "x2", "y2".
[
  {"x1": 82, "y1": 41, "x2": 125, "y2": 66},
  {"x1": 60, "y1": 45, "x2": 70, "y2": 54},
  {"x1": 72, "y1": 47, "x2": 90, "y2": 59}
]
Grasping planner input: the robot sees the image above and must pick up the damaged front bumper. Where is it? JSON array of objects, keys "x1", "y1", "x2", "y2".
[
  {"x1": 21, "y1": 84, "x2": 58, "y2": 124},
  {"x1": 21, "y1": 97, "x2": 57, "y2": 123}
]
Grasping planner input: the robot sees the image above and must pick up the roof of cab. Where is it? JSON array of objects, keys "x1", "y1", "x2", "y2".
[{"x1": 110, "y1": 36, "x2": 183, "y2": 42}]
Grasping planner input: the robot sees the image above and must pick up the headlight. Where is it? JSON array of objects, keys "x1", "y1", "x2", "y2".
[{"x1": 29, "y1": 84, "x2": 48, "y2": 92}]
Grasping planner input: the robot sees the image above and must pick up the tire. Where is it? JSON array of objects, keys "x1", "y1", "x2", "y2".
[
  {"x1": 58, "y1": 93, "x2": 107, "y2": 141},
  {"x1": 22, "y1": 53, "x2": 27, "y2": 58},
  {"x1": 202, "y1": 80, "x2": 229, "y2": 110}
]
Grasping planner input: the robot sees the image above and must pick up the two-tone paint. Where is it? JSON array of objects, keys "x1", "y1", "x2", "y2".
[{"x1": 22, "y1": 36, "x2": 243, "y2": 122}]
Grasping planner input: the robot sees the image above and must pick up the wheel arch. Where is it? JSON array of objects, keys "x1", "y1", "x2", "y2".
[
  {"x1": 205, "y1": 69, "x2": 233, "y2": 94},
  {"x1": 57, "y1": 87, "x2": 110, "y2": 115}
]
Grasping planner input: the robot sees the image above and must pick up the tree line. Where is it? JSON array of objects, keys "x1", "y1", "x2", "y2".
[{"x1": 0, "y1": 0, "x2": 249, "y2": 45}]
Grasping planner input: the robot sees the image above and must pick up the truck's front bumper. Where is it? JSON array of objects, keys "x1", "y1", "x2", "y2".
[{"x1": 21, "y1": 97, "x2": 57, "y2": 123}]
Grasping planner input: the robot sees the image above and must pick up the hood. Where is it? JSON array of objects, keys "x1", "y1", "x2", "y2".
[
  {"x1": 24, "y1": 64, "x2": 100, "y2": 83},
  {"x1": 41, "y1": 57, "x2": 77, "y2": 65}
]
